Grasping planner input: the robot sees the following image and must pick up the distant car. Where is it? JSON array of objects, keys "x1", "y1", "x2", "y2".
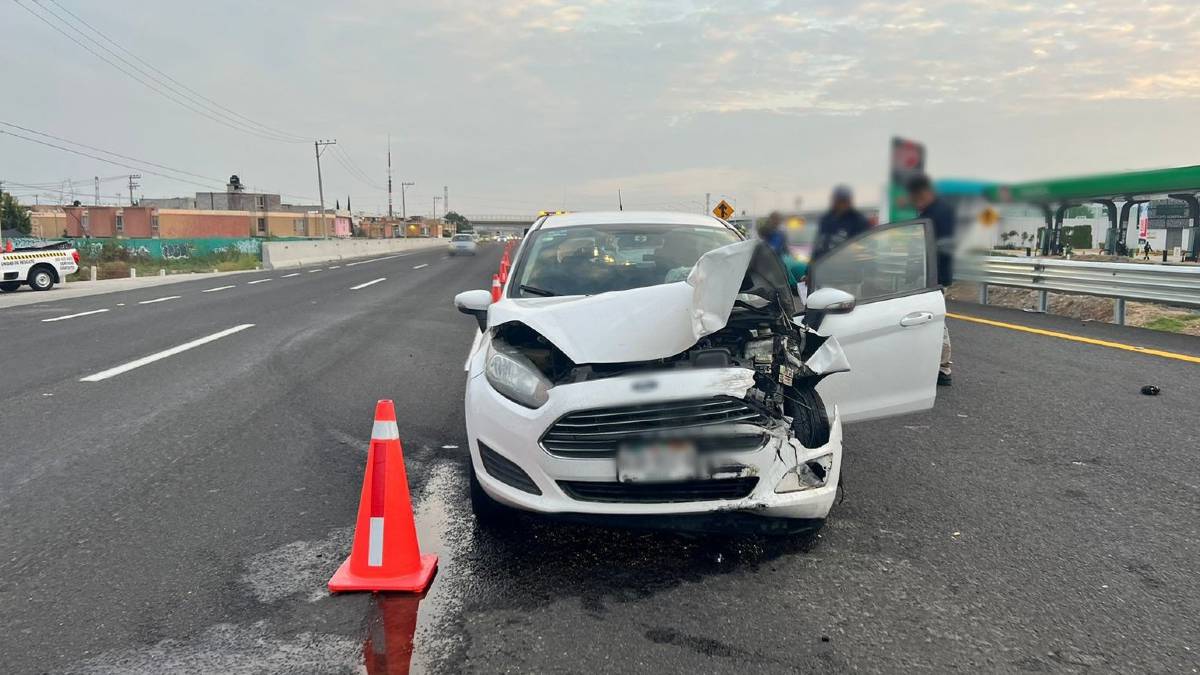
[
  {"x1": 454, "y1": 211, "x2": 945, "y2": 534},
  {"x1": 448, "y1": 233, "x2": 477, "y2": 256}
]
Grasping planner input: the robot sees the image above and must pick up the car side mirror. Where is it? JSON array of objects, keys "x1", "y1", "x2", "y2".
[
  {"x1": 454, "y1": 289, "x2": 492, "y2": 331},
  {"x1": 806, "y1": 287, "x2": 855, "y2": 314}
]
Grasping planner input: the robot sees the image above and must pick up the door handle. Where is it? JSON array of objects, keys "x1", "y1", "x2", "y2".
[{"x1": 899, "y1": 311, "x2": 934, "y2": 327}]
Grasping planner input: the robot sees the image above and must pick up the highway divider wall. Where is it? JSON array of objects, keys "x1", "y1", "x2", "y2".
[{"x1": 262, "y1": 238, "x2": 445, "y2": 269}]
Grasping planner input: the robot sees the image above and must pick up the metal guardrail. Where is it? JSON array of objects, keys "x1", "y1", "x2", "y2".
[{"x1": 956, "y1": 255, "x2": 1200, "y2": 324}]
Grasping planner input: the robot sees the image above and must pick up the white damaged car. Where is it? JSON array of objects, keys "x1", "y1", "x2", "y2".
[{"x1": 454, "y1": 211, "x2": 944, "y2": 533}]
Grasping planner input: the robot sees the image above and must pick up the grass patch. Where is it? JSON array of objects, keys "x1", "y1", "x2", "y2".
[
  {"x1": 1142, "y1": 314, "x2": 1200, "y2": 334},
  {"x1": 67, "y1": 251, "x2": 260, "y2": 281}
]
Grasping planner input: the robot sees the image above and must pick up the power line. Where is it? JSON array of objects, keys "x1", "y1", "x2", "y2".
[
  {"x1": 12, "y1": 0, "x2": 308, "y2": 144},
  {"x1": 0, "y1": 127, "x2": 222, "y2": 189},
  {"x1": 0, "y1": 124, "x2": 319, "y2": 202},
  {"x1": 329, "y1": 145, "x2": 384, "y2": 191},
  {"x1": 0, "y1": 121, "x2": 220, "y2": 182},
  {"x1": 42, "y1": 0, "x2": 309, "y2": 143}
]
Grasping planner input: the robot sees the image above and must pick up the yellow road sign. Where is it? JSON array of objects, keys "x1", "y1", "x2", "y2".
[{"x1": 712, "y1": 199, "x2": 734, "y2": 220}]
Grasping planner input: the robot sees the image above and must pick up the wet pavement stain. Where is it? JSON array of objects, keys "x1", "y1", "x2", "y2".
[{"x1": 363, "y1": 594, "x2": 425, "y2": 675}]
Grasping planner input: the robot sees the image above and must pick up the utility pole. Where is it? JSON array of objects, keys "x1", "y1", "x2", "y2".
[
  {"x1": 127, "y1": 174, "x2": 141, "y2": 206},
  {"x1": 313, "y1": 139, "x2": 336, "y2": 238},
  {"x1": 618, "y1": 189, "x2": 623, "y2": 211},
  {"x1": 705, "y1": 192, "x2": 710, "y2": 215},
  {"x1": 443, "y1": 185, "x2": 448, "y2": 214},
  {"x1": 400, "y1": 181, "x2": 413, "y2": 236},
  {"x1": 94, "y1": 176, "x2": 100, "y2": 206},
  {"x1": 387, "y1": 135, "x2": 394, "y2": 219},
  {"x1": 433, "y1": 196, "x2": 442, "y2": 219}
]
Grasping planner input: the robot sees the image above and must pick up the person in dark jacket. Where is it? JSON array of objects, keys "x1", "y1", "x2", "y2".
[
  {"x1": 812, "y1": 185, "x2": 871, "y2": 261},
  {"x1": 907, "y1": 174, "x2": 956, "y2": 386}
]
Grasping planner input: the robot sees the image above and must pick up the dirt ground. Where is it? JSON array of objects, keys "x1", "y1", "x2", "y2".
[{"x1": 946, "y1": 281, "x2": 1200, "y2": 336}]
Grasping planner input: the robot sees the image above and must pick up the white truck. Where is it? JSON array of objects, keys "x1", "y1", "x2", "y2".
[{"x1": 0, "y1": 241, "x2": 80, "y2": 292}]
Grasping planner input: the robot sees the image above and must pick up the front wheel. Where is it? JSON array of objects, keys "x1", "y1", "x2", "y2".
[
  {"x1": 28, "y1": 267, "x2": 56, "y2": 291},
  {"x1": 785, "y1": 384, "x2": 831, "y2": 448}
]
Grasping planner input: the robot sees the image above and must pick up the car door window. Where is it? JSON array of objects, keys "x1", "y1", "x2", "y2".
[{"x1": 809, "y1": 219, "x2": 936, "y2": 304}]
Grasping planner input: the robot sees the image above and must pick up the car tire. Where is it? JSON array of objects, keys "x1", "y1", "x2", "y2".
[
  {"x1": 784, "y1": 384, "x2": 831, "y2": 449},
  {"x1": 469, "y1": 463, "x2": 511, "y2": 527},
  {"x1": 0, "y1": 280, "x2": 20, "y2": 292},
  {"x1": 28, "y1": 266, "x2": 56, "y2": 291}
]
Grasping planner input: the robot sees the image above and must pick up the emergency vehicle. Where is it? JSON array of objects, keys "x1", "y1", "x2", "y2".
[{"x1": 0, "y1": 240, "x2": 80, "y2": 292}]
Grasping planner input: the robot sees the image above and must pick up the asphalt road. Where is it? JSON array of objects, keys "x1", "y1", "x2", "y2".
[{"x1": 1, "y1": 245, "x2": 1198, "y2": 673}]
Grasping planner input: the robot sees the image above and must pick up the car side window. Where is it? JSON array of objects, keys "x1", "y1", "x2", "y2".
[{"x1": 809, "y1": 220, "x2": 934, "y2": 304}]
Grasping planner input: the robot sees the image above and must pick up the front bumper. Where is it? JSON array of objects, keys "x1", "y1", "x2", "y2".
[{"x1": 464, "y1": 366, "x2": 842, "y2": 521}]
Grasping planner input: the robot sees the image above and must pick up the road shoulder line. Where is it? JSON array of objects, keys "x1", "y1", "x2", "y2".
[{"x1": 948, "y1": 312, "x2": 1200, "y2": 364}]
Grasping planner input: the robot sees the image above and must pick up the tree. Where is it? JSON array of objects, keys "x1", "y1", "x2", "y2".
[
  {"x1": 443, "y1": 211, "x2": 471, "y2": 233},
  {"x1": 1, "y1": 191, "x2": 32, "y2": 235}
]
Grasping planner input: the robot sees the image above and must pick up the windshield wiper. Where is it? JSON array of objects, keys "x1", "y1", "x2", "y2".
[{"x1": 519, "y1": 284, "x2": 558, "y2": 297}]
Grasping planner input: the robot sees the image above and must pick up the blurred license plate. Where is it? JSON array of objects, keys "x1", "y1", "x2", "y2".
[{"x1": 617, "y1": 439, "x2": 698, "y2": 482}]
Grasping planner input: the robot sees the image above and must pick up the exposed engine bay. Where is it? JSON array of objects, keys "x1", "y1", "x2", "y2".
[{"x1": 487, "y1": 241, "x2": 848, "y2": 422}]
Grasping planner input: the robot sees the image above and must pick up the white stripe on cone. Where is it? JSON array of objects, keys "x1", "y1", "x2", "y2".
[
  {"x1": 372, "y1": 420, "x2": 399, "y2": 440},
  {"x1": 368, "y1": 517, "x2": 385, "y2": 566}
]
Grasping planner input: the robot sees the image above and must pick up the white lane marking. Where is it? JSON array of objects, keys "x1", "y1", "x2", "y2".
[
  {"x1": 138, "y1": 295, "x2": 180, "y2": 305},
  {"x1": 368, "y1": 517, "x2": 385, "y2": 566},
  {"x1": 441, "y1": 444, "x2": 459, "y2": 449},
  {"x1": 281, "y1": 272, "x2": 300, "y2": 278},
  {"x1": 345, "y1": 260, "x2": 366, "y2": 266},
  {"x1": 412, "y1": 264, "x2": 429, "y2": 270},
  {"x1": 350, "y1": 277, "x2": 386, "y2": 290},
  {"x1": 202, "y1": 285, "x2": 236, "y2": 293},
  {"x1": 80, "y1": 324, "x2": 255, "y2": 382},
  {"x1": 308, "y1": 269, "x2": 323, "y2": 273},
  {"x1": 116, "y1": 303, "x2": 126, "y2": 306},
  {"x1": 328, "y1": 265, "x2": 341, "y2": 269},
  {"x1": 247, "y1": 278, "x2": 273, "y2": 285},
  {"x1": 42, "y1": 308, "x2": 110, "y2": 322}
]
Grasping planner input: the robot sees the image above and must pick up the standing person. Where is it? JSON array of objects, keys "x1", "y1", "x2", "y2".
[
  {"x1": 757, "y1": 212, "x2": 807, "y2": 287},
  {"x1": 812, "y1": 185, "x2": 871, "y2": 261},
  {"x1": 907, "y1": 174, "x2": 955, "y2": 386},
  {"x1": 1143, "y1": 241, "x2": 1152, "y2": 260}
]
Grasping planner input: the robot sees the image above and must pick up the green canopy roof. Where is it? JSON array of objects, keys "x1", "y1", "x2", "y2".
[{"x1": 985, "y1": 165, "x2": 1200, "y2": 203}]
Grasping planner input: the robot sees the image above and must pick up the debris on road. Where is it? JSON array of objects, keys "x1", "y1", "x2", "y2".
[{"x1": 1140, "y1": 385, "x2": 1161, "y2": 396}]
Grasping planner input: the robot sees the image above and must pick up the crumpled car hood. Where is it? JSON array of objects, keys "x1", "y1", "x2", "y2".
[{"x1": 486, "y1": 240, "x2": 766, "y2": 364}]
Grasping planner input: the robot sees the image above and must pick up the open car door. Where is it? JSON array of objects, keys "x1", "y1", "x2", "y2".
[{"x1": 808, "y1": 218, "x2": 944, "y2": 422}]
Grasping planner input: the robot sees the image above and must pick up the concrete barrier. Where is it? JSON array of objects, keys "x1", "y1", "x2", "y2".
[{"x1": 262, "y1": 238, "x2": 445, "y2": 270}]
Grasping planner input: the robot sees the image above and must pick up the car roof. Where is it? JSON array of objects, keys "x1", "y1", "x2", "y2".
[{"x1": 537, "y1": 210, "x2": 731, "y2": 230}]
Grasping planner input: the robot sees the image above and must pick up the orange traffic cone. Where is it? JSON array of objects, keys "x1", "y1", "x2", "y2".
[
  {"x1": 490, "y1": 274, "x2": 502, "y2": 303},
  {"x1": 498, "y1": 260, "x2": 508, "y2": 284},
  {"x1": 329, "y1": 400, "x2": 437, "y2": 593},
  {"x1": 3, "y1": 239, "x2": 12, "y2": 252}
]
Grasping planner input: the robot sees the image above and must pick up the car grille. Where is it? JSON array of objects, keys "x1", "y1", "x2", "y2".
[
  {"x1": 558, "y1": 477, "x2": 759, "y2": 504},
  {"x1": 479, "y1": 442, "x2": 542, "y2": 495},
  {"x1": 540, "y1": 396, "x2": 769, "y2": 458}
]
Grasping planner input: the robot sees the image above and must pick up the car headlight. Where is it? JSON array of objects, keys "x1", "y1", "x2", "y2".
[
  {"x1": 774, "y1": 453, "x2": 833, "y2": 493},
  {"x1": 485, "y1": 341, "x2": 551, "y2": 408}
]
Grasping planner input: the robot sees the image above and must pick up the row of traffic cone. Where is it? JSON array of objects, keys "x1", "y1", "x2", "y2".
[{"x1": 490, "y1": 239, "x2": 517, "y2": 303}]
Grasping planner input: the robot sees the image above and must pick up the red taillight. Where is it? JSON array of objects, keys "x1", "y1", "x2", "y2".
[{"x1": 72, "y1": 250, "x2": 80, "y2": 264}]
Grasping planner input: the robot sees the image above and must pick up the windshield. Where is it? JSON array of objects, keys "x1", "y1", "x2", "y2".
[
  {"x1": 511, "y1": 223, "x2": 741, "y2": 297},
  {"x1": 451, "y1": 234, "x2": 473, "y2": 241}
]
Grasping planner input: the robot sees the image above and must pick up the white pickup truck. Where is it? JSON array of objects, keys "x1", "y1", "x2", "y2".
[{"x1": 0, "y1": 241, "x2": 80, "y2": 292}]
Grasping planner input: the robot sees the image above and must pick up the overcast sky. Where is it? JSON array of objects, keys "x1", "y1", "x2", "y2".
[{"x1": 3, "y1": 0, "x2": 1198, "y2": 216}]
